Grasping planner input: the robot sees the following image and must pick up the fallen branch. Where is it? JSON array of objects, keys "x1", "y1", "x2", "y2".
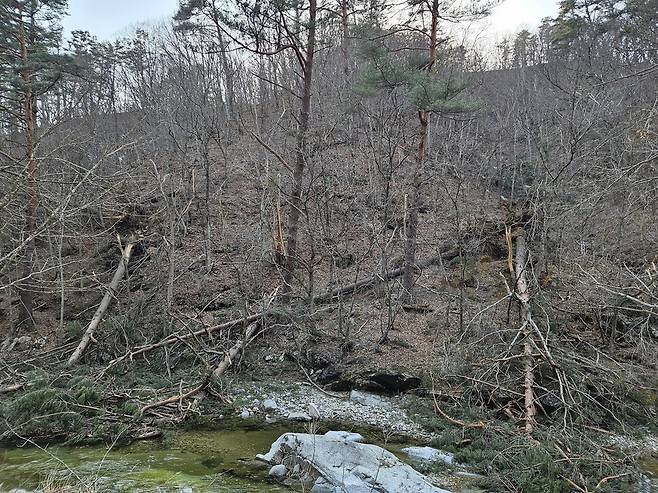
[
  {"x1": 431, "y1": 374, "x2": 485, "y2": 429},
  {"x1": 141, "y1": 381, "x2": 206, "y2": 414},
  {"x1": 141, "y1": 322, "x2": 264, "y2": 414},
  {"x1": 0, "y1": 383, "x2": 24, "y2": 393},
  {"x1": 103, "y1": 310, "x2": 271, "y2": 373},
  {"x1": 211, "y1": 322, "x2": 260, "y2": 379},
  {"x1": 433, "y1": 394, "x2": 486, "y2": 429},
  {"x1": 314, "y1": 246, "x2": 460, "y2": 303},
  {"x1": 68, "y1": 239, "x2": 135, "y2": 365}
]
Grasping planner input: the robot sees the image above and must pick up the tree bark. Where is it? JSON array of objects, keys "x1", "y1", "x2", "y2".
[
  {"x1": 15, "y1": 3, "x2": 37, "y2": 332},
  {"x1": 513, "y1": 231, "x2": 537, "y2": 436},
  {"x1": 401, "y1": 0, "x2": 438, "y2": 300},
  {"x1": 67, "y1": 242, "x2": 134, "y2": 365},
  {"x1": 281, "y1": 0, "x2": 317, "y2": 299}
]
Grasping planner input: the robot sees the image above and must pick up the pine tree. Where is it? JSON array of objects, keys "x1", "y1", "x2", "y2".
[
  {"x1": 0, "y1": 0, "x2": 70, "y2": 332},
  {"x1": 356, "y1": 0, "x2": 485, "y2": 301},
  {"x1": 175, "y1": 0, "x2": 236, "y2": 121}
]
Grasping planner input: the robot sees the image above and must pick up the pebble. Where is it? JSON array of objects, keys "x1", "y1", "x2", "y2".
[
  {"x1": 233, "y1": 382, "x2": 433, "y2": 440},
  {"x1": 262, "y1": 398, "x2": 278, "y2": 411},
  {"x1": 240, "y1": 409, "x2": 251, "y2": 419}
]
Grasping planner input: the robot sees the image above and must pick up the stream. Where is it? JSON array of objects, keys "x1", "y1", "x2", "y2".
[
  {"x1": 1, "y1": 424, "x2": 656, "y2": 492},
  {"x1": 0, "y1": 423, "x2": 440, "y2": 493},
  {"x1": 0, "y1": 426, "x2": 292, "y2": 492}
]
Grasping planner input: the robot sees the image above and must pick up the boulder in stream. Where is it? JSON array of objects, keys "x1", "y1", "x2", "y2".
[{"x1": 256, "y1": 432, "x2": 453, "y2": 493}]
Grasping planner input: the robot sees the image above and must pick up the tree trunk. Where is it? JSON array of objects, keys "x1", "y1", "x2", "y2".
[
  {"x1": 401, "y1": 0, "x2": 438, "y2": 300},
  {"x1": 16, "y1": 8, "x2": 37, "y2": 333},
  {"x1": 513, "y1": 231, "x2": 537, "y2": 436},
  {"x1": 67, "y1": 242, "x2": 134, "y2": 365},
  {"x1": 401, "y1": 111, "x2": 427, "y2": 298},
  {"x1": 211, "y1": 322, "x2": 259, "y2": 379},
  {"x1": 282, "y1": 0, "x2": 317, "y2": 299}
]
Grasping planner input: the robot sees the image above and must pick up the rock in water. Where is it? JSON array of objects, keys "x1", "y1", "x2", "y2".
[
  {"x1": 401, "y1": 446, "x2": 455, "y2": 465},
  {"x1": 257, "y1": 432, "x2": 452, "y2": 493}
]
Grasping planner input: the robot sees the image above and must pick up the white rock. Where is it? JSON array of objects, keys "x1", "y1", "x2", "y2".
[
  {"x1": 259, "y1": 433, "x2": 452, "y2": 493},
  {"x1": 349, "y1": 390, "x2": 392, "y2": 409},
  {"x1": 179, "y1": 488, "x2": 193, "y2": 493},
  {"x1": 287, "y1": 411, "x2": 312, "y2": 422},
  {"x1": 310, "y1": 477, "x2": 334, "y2": 493},
  {"x1": 401, "y1": 446, "x2": 455, "y2": 465},
  {"x1": 240, "y1": 409, "x2": 251, "y2": 419},
  {"x1": 324, "y1": 430, "x2": 364, "y2": 442},
  {"x1": 308, "y1": 402, "x2": 321, "y2": 420},
  {"x1": 268, "y1": 464, "x2": 288, "y2": 478},
  {"x1": 262, "y1": 398, "x2": 278, "y2": 411}
]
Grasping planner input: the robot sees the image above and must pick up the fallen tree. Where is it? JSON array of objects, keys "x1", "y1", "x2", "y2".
[
  {"x1": 314, "y1": 245, "x2": 460, "y2": 303},
  {"x1": 103, "y1": 310, "x2": 272, "y2": 373},
  {"x1": 141, "y1": 322, "x2": 262, "y2": 414},
  {"x1": 68, "y1": 239, "x2": 135, "y2": 366}
]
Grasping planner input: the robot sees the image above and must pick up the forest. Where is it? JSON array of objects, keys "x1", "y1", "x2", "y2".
[{"x1": 0, "y1": 0, "x2": 656, "y2": 492}]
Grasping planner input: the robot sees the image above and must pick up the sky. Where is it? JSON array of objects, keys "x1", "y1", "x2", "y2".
[
  {"x1": 61, "y1": 0, "x2": 560, "y2": 42},
  {"x1": 62, "y1": 0, "x2": 179, "y2": 40}
]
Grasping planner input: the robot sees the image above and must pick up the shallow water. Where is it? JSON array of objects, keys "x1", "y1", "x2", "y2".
[{"x1": 0, "y1": 426, "x2": 292, "y2": 492}]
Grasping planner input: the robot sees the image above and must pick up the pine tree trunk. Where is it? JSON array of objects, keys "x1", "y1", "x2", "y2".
[
  {"x1": 16, "y1": 8, "x2": 37, "y2": 332},
  {"x1": 513, "y1": 232, "x2": 536, "y2": 436},
  {"x1": 401, "y1": 0, "x2": 438, "y2": 300},
  {"x1": 282, "y1": 0, "x2": 317, "y2": 299}
]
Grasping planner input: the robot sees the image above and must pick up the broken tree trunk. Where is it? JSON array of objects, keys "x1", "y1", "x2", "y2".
[
  {"x1": 67, "y1": 241, "x2": 134, "y2": 366},
  {"x1": 511, "y1": 229, "x2": 537, "y2": 436},
  {"x1": 104, "y1": 310, "x2": 271, "y2": 373},
  {"x1": 211, "y1": 322, "x2": 260, "y2": 379},
  {"x1": 314, "y1": 245, "x2": 460, "y2": 304},
  {"x1": 141, "y1": 322, "x2": 262, "y2": 414}
]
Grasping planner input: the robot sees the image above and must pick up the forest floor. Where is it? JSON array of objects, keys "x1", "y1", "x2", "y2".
[{"x1": 1, "y1": 137, "x2": 657, "y2": 492}]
